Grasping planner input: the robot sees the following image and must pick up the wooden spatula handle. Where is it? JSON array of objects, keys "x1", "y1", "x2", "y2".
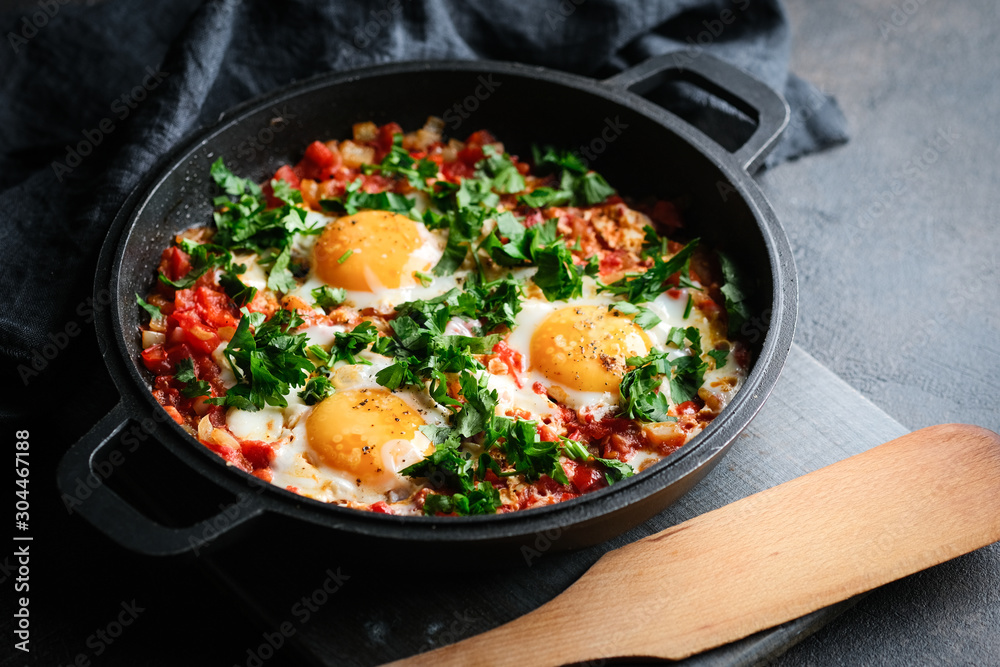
[{"x1": 386, "y1": 424, "x2": 1000, "y2": 667}]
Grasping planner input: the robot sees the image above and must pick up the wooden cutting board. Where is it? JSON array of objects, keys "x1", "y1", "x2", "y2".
[
  {"x1": 386, "y1": 423, "x2": 1000, "y2": 666},
  {"x1": 200, "y1": 345, "x2": 999, "y2": 666}
]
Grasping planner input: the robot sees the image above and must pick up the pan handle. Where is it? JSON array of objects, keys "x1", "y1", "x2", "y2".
[
  {"x1": 602, "y1": 51, "x2": 790, "y2": 174},
  {"x1": 57, "y1": 401, "x2": 263, "y2": 557}
]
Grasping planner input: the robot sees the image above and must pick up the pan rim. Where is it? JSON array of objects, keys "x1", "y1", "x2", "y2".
[{"x1": 97, "y1": 57, "x2": 796, "y2": 543}]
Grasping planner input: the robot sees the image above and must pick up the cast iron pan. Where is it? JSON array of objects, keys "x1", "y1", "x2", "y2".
[{"x1": 57, "y1": 52, "x2": 795, "y2": 560}]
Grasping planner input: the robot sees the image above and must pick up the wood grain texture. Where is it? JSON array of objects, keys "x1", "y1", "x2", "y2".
[{"x1": 388, "y1": 424, "x2": 1000, "y2": 667}]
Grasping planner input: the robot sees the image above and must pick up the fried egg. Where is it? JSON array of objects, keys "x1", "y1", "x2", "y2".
[
  {"x1": 224, "y1": 348, "x2": 450, "y2": 508},
  {"x1": 502, "y1": 282, "x2": 719, "y2": 419},
  {"x1": 288, "y1": 210, "x2": 448, "y2": 310}
]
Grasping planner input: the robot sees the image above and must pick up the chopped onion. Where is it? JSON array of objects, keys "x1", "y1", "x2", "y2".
[
  {"x1": 352, "y1": 121, "x2": 378, "y2": 143},
  {"x1": 197, "y1": 415, "x2": 213, "y2": 443},
  {"x1": 340, "y1": 140, "x2": 375, "y2": 168},
  {"x1": 142, "y1": 330, "x2": 166, "y2": 349},
  {"x1": 211, "y1": 427, "x2": 240, "y2": 450}
]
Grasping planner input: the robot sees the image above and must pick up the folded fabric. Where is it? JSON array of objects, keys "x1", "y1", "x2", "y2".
[{"x1": 0, "y1": 0, "x2": 847, "y2": 411}]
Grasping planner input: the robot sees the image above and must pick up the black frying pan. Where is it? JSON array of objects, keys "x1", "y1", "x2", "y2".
[{"x1": 57, "y1": 53, "x2": 795, "y2": 560}]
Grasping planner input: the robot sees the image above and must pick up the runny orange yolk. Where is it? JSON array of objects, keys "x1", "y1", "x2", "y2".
[
  {"x1": 529, "y1": 305, "x2": 651, "y2": 393},
  {"x1": 313, "y1": 210, "x2": 430, "y2": 291},
  {"x1": 305, "y1": 388, "x2": 430, "y2": 484}
]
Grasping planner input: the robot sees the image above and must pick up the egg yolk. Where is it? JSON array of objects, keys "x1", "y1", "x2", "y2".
[
  {"x1": 305, "y1": 388, "x2": 430, "y2": 484},
  {"x1": 529, "y1": 305, "x2": 651, "y2": 393},
  {"x1": 313, "y1": 210, "x2": 430, "y2": 291}
]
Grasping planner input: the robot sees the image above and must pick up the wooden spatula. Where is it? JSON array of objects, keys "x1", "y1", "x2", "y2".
[{"x1": 387, "y1": 424, "x2": 1000, "y2": 666}]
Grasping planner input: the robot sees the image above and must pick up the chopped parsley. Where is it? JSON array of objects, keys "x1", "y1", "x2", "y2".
[
  {"x1": 431, "y1": 206, "x2": 489, "y2": 276},
  {"x1": 518, "y1": 145, "x2": 616, "y2": 207},
  {"x1": 209, "y1": 309, "x2": 314, "y2": 411},
  {"x1": 319, "y1": 178, "x2": 416, "y2": 216},
  {"x1": 135, "y1": 293, "x2": 162, "y2": 321},
  {"x1": 457, "y1": 273, "x2": 524, "y2": 331},
  {"x1": 298, "y1": 375, "x2": 334, "y2": 405},
  {"x1": 158, "y1": 240, "x2": 236, "y2": 289},
  {"x1": 311, "y1": 285, "x2": 346, "y2": 311},
  {"x1": 708, "y1": 348, "x2": 729, "y2": 369},
  {"x1": 218, "y1": 271, "x2": 257, "y2": 307},
  {"x1": 619, "y1": 349, "x2": 675, "y2": 422},
  {"x1": 174, "y1": 358, "x2": 212, "y2": 399},
  {"x1": 488, "y1": 417, "x2": 566, "y2": 483},
  {"x1": 559, "y1": 437, "x2": 635, "y2": 486},
  {"x1": 664, "y1": 326, "x2": 709, "y2": 404},
  {"x1": 718, "y1": 251, "x2": 750, "y2": 336},
  {"x1": 476, "y1": 145, "x2": 525, "y2": 194},
  {"x1": 422, "y1": 483, "x2": 501, "y2": 516},
  {"x1": 362, "y1": 133, "x2": 438, "y2": 191},
  {"x1": 157, "y1": 239, "x2": 258, "y2": 307},
  {"x1": 479, "y1": 217, "x2": 596, "y2": 301},
  {"x1": 210, "y1": 159, "x2": 319, "y2": 254},
  {"x1": 620, "y1": 323, "x2": 711, "y2": 413},
  {"x1": 400, "y1": 424, "x2": 473, "y2": 492},
  {"x1": 608, "y1": 301, "x2": 662, "y2": 330},
  {"x1": 329, "y1": 321, "x2": 381, "y2": 365},
  {"x1": 266, "y1": 247, "x2": 297, "y2": 293},
  {"x1": 599, "y1": 239, "x2": 699, "y2": 303},
  {"x1": 641, "y1": 224, "x2": 669, "y2": 259}
]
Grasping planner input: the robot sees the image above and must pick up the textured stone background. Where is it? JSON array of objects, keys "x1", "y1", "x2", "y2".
[{"x1": 765, "y1": 0, "x2": 1000, "y2": 663}]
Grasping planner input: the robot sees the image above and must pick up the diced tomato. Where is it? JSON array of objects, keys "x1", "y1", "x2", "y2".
[
  {"x1": 375, "y1": 122, "x2": 403, "y2": 157},
  {"x1": 252, "y1": 469, "x2": 273, "y2": 483},
  {"x1": 441, "y1": 159, "x2": 474, "y2": 182},
  {"x1": 161, "y1": 246, "x2": 191, "y2": 283},
  {"x1": 195, "y1": 286, "x2": 238, "y2": 328},
  {"x1": 240, "y1": 441, "x2": 275, "y2": 470},
  {"x1": 304, "y1": 140, "x2": 335, "y2": 167},
  {"x1": 273, "y1": 164, "x2": 300, "y2": 187},
  {"x1": 164, "y1": 342, "x2": 195, "y2": 365},
  {"x1": 370, "y1": 501, "x2": 394, "y2": 515},
  {"x1": 174, "y1": 288, "x2": 197, "y2": 312},
  {"x1": 518, "y1": 474, "x2": 579, "y2": 510},
  {"x1": 458, "y1": 129, "x2": 497, "y2": 165},
  {"x1": 532, "y1": 382, "x2": 547, "y2": 395},
  {"x1": 162, "y1": 406, "x2": 185, "y2": 425},
  {"x1": 181, "y1": 323, "x2": 220, "y2": 355},
  {"x1": 537, "y1": 423, "x2": 559, "y2": 442},
  {"x1": 203, "y1": 441, "x2": 251, "y2": 472},
  {"x1": 599, "y1": 249, "x2": 627, "y2": 277},
  {"x1": 299, "y1": 141, "x2": 342, "y2": 181},
  {"x1": 263, "y1": 165, "x2": 301, "y2": 207},
  {"x1": 457, "y1": 144, "x2": 484, "y2": 165},
  {"x1": 208, "y1": 404, "x2": 227, "y2": 427},
  {"x1": 141, "y1": 344, "x2": 172, "y2": 375},
  {"x1": 360, "y1": 173, "x2": 395, "y2": 193},
  {"x1": 152, "y1": 386, "x2": 180, "y2": 409},
  {"x1": 676, "y1": 401, "x2": 698, "y2": 416},
  {"x1": 153, "y1": 375, "x2": 177, "y2": 394},
  {"x1": 492, "y1": 341, "x2": 524, "y2": 388},
  {"x1": 564, "y1": 460, "x2": 605, "y2": 494}
]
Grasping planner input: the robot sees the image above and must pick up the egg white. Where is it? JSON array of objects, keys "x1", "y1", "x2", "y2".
[{"x1": 217, "y1": 206, "x2": 747, "y2": 505}]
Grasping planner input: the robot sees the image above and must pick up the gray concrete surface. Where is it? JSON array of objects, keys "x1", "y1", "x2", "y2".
[{"x1": 762, "y1": 0, "x2": 1000, "y2": 663}]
